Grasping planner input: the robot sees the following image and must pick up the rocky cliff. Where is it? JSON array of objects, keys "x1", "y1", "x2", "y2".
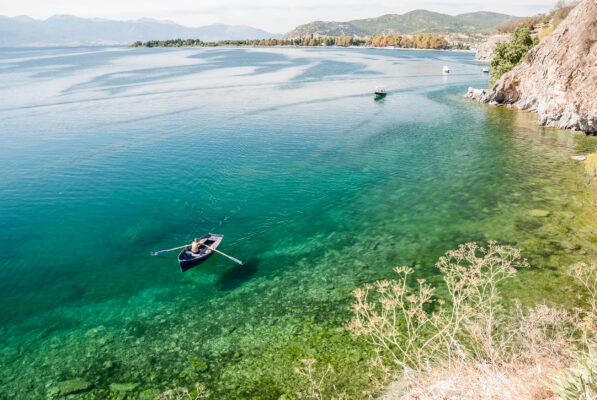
[
  {"x1": 466, "y1": 0, "x2": 597, "y2": 133},
  {"x1": 475, "y1": 34, "x2": 510, "y2": 62}
]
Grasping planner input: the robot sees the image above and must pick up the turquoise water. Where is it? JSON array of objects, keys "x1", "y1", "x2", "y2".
[{"x1": 2, "y1": 46, "x2": 597, "y2": 399}]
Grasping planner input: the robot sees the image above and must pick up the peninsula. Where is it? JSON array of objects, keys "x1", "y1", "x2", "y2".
[{"x1": 467, "y1": 0, "x2": 596, "y2": 133}]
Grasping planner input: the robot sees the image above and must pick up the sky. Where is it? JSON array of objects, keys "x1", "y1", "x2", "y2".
[{"x1": 1, "y1": 0, "x2": 555, "y2": 33}]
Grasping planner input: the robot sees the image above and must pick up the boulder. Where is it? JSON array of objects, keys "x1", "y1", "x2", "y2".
[
  {"x1": 53, "y1": 379, "x2": 92, "y2": 395},
  {"x1": 109, "y1": 382, "x2": 140, "y2": 392},
  {"x1": 529, "y1": 209, "x2": 551, "y2": 218}
]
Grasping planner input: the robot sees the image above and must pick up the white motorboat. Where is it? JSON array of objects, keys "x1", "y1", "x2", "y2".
[{"x1": 374, "y1": 86, "x2": 387, "y2": 96}]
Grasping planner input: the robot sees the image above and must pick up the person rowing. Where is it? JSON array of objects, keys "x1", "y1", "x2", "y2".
[{"x1": 191, "y1": 238, "x2": 202, "y2": 254}]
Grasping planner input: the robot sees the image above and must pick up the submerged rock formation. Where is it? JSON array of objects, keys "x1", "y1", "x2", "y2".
[
  {"x1": 475, "y1": 34, "x2": 510, "y2": 62},
  {"x1": 467, "y1": 0, "x2": 597, "y2": 133}
]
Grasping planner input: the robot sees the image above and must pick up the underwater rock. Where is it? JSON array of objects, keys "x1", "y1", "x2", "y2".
[
  {"x1": 102, "y1": 360, "x2": 114, "y2": 369},
  {"x1": 1, "y1": 346, "x2": 19, "y2": 362},
  {"x1": 555, "y1": 211, "x2": 576, "y2": 219},
  {"x1": 139, "y1": 388, "x2": 162, "y2": 399},
  {"x1": 529, "y1": 209, "x2": 551, "y2": 218},
  {"x1": 188, "y1": 357, "x2": 209, "y2": 372},
  {"x1": 109, "y1": 382, "x2": 140, "y2": 392},
  {"x1": 53, "y1": 379, "x2": 92, "y2": 395},
  {"x1": 562, "y1": 241, "x2": 582, "y2": 252},
  {"x1": 47, "y1": 386, "x2": 60, "y2": 397},
  {"x1": 540, "y1": 224, "x2": 569, "y2": 235}
]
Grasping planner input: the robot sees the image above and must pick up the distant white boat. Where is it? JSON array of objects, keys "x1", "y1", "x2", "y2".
[
  {"x1": 443, "y1": 65, "x2": 450, "y2": 74},
  {"x1": 374, "y1": 86, "x2": 387, "y2": 95},
  {"x1": 482, "y1": 67, "x2": 490, "y2": 73},
  {"x1": 571, "y1": 155, "x2": 587, "y2": 161}
]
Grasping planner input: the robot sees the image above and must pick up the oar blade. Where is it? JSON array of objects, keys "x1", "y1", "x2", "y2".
[
  {"x1": 230, "y1": 257, "x2": 243, "y2": 265},
  {"x1": 154, "y1": 250, "x2": 168, "y2": 255}
]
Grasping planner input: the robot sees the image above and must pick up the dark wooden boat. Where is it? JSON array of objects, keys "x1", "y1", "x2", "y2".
[{"x1": 178, "y1": 233, "x2": 224, "y2": 272}]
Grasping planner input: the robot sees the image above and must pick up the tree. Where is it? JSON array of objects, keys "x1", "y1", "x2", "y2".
[{"x1": 490, "y1": 26, "x2": 539, "y2": 86}]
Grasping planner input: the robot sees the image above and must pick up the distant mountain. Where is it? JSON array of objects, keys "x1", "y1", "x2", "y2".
[
  {"x1": 0, "y1": 15, "x2": 283, "y2": 47},
  {"x1": 285, "y1": 10, "x2": 520, "y2": 39}
]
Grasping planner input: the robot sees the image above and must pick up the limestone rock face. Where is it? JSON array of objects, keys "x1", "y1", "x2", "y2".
[
  {"x1": 467, "y1": 0, "x2": 597, "y2": 133},
  {"x1": 475, "y1": 34, "x2": 510, "y2": 62}
]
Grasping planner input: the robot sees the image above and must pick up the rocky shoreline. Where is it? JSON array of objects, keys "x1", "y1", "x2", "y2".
[
  {"x1": 474, "y1": 34, "x2": 510, "y2": 62},
  {"x1": 466, "y1": 0, "x2": 596, "y2": 134}
]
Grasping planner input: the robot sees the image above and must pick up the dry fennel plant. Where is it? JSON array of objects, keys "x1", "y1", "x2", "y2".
[{"x1": 348, "y1": 242, "x2": 529, "y2": 371}]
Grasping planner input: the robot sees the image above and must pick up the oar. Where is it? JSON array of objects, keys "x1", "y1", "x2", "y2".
[
  {"x1": 153, "y1": 244, "x2": 188, "y2": 255},
  {"x1": 205, "y1": 245, "x2": 243, "y2": 265}
]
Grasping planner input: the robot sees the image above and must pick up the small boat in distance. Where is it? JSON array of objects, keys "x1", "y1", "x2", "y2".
[
  {"x1": 178, "y1": 233, "x2": 224, "y2": 272},
  {"x1": 374, "y1": 86, "x2": 387, "y2": 96},
  {"x1": 442, "y1": 66, "x2": 450, "y2": 74},
  {"x1": 482, "y1": 67, "x2": 490, "y2": 73}
]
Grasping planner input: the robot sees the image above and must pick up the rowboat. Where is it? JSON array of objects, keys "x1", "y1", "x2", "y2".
[
  {"x1": 178, "y1": 233, "x2": 224, "y2": 272},
  {"x1": 482, "y1": 67, "x2": 490, "y2": 73}
]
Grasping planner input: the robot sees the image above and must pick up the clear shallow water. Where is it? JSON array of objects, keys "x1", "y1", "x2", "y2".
[{"x1": 2, "y1": 46, "x2": 597, "y2": 399}]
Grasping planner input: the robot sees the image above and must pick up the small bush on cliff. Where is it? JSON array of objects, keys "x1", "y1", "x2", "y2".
[{"x1": 490, "y1": 26, "x2": 539, "y2": 86}]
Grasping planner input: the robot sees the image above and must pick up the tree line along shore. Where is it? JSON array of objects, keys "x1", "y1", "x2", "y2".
[{"x1": 130, "y1": 34, "x2": 470, "y2": 50}]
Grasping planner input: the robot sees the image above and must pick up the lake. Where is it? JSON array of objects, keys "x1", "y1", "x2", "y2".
[{"x1": 1, "y1": 46, "x2": 597, "y2": 399}]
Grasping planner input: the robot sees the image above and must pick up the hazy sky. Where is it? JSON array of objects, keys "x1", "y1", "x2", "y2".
[{"x1": 2, "y1": 0, "x2": 554, "y2": 33}]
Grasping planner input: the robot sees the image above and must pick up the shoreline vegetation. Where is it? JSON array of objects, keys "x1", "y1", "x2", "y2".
[
  {"x1": 489, "y1": 26, "x2": 539, "y2": 85},
  {"x1": 484, "y1": 1, "x2": 579, "y2": 85},
  {"x1": 129, "y1": 34, "x2": 470, "y2": 50},
  {"x1": 350, "y1": 243, "x2": 597, "y2": 400},
  {"x1": 497, "y1": 0, "x2": 579, "y2": 36}
]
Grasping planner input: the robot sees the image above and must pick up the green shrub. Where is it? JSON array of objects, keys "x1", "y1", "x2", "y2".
[{"x1": 490, "y1": 26, "x2": 539, "y2": 86}]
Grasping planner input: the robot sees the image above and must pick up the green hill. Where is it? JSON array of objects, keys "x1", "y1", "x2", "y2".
[
  {"x1": 455, "y1": 11, "x2": 522, "y2": 31},
  {"x1": 285, "y1": 10, "x2": 520, "y2": 39}
]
